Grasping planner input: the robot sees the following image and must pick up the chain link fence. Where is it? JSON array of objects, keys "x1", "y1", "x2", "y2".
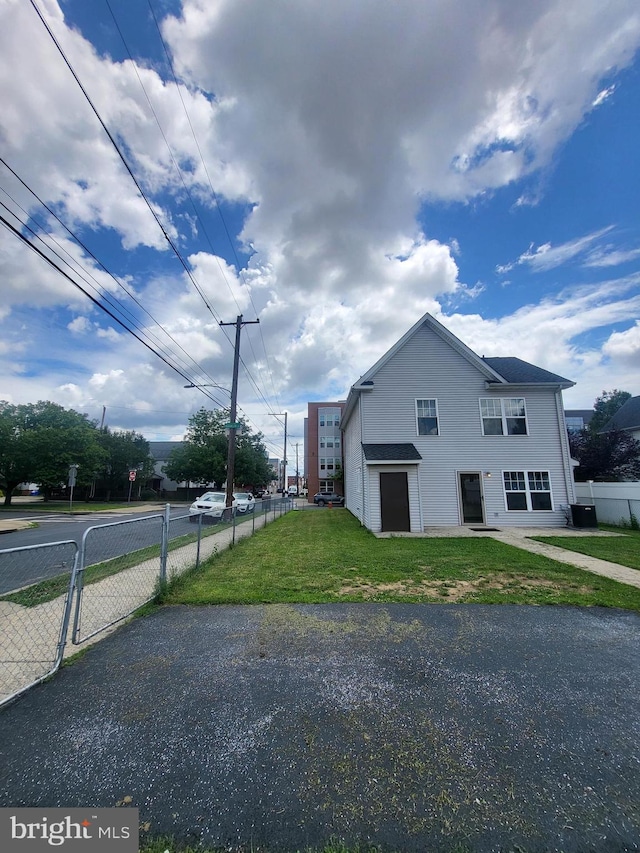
[
  {"x1": 0, "y1": 498, "x2": 294, "y2": 708},
  {"x1": 72, "y1": 514, "x2": 165, "y2": 646},
  {"x1": 0, "y1": 541, "x2": 78, "y2": 707}
]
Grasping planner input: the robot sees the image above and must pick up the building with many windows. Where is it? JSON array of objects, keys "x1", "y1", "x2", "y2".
[{"x1": 304, "y1": 401, "x2": 345, "y2": 499}]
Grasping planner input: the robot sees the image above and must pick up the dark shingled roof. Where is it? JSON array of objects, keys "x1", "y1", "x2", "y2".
[
  {"x1": 148, "y1": 441, "x2": 184, "y2": 460},
  {"x1": 362, "y1": 443, "x2": 422, "y2": 461},
  {"x1": 482, "y1": 356, "x2": 573, "y2": 385},
  {"x1": 601, "y1": 396, "x2": 640, "y2": 432}
]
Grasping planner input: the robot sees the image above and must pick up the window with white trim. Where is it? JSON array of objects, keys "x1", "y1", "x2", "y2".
[
  {"x1": 320, "y1": 458, "x2": 326, "y2": 471},
  {"x1": 503, "y1": 470, "x2": 552, "y2": 511},
  {"x1": 416, "y1": 398, "x2": 439, "y2": 435},
  {"x1": 319, "y1": 480, "x2": 334, "y2": 492},
  {"x1": 481, "y1": 398, "x2": 527, "y2": 435},
  {"x1": 320, "y1": 437, "x2": 326, "y2": 448}
]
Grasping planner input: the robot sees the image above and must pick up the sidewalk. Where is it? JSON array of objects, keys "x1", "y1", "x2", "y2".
[
  {"x1": 0, "y1": 503, "x2": 168, "y2": 534},
  {"x1": 0, "y1": 511, "x2": 271, "y2": 705},
  {"x1": 377, "y1": 525, "x2": 640, "y2": 589}
]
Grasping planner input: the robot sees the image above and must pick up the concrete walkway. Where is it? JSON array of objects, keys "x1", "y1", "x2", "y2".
[{"x1": 377, "y1": 525, "x2": 640, "y2": 589}]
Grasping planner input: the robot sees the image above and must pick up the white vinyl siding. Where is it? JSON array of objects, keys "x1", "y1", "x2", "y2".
[{"x1": 343, "y1": 320, "x2": 571, "y2": 527}]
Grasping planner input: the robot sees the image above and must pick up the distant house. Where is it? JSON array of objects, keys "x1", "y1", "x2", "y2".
[
  {"x1": 564, "y1": 410, "x2": 594, "y2": 433},
  {"x1": 148, "y1": 441, "x2": 184, "y2": 495},
  {"x1": 341, "y1": 313, "x2": 576, "y2": 532},
  {"x1": 600, "y1": 395, "x2": 640, "y2": 442}
]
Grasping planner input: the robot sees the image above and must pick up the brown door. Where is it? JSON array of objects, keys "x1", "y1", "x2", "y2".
[{"x1": 380, "y1": 472, "x2": 410, "y2": 532}]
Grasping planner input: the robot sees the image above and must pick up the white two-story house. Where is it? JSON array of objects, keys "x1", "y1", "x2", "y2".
[{"x1": 342, "y1": 313, "x2": 576, "y2": 531}]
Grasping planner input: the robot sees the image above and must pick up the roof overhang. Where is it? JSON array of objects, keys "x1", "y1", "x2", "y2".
[
  {"x1": 362, "y1": 443, "x2": 422, "y2": 464},
  {"x1": 484, "y1": 381, "x2": 575, "y2": 391}
]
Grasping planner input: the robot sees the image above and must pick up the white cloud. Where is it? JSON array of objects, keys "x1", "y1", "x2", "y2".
[
  {"x1": 602, "y1": 321, "x2": 640, "y2": 364},
  {"x1": 497, "y1": 227, "x2": 615, "y2": 273},
  {"x1": 592, "y1": 85, "x2": 616, "y2": 107},
  {"x1": 1, "y1": 0, "x2": 640, "y2": 431},
  {"x1": 584, "y1": 246, "x2": 640, "y2": 267}
]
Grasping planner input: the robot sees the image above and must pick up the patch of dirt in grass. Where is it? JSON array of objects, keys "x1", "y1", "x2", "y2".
[{"x1": 336, "y1": 574, "x2": 592, "y2": 601}]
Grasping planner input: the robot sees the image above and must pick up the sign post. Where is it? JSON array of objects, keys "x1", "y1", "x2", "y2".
[
  {"x1": 68, "y1": 464, "x2": 79, "y2": 514},
  {"x1": 128, "y1": 469, "x2": 137, "y2": 504}
]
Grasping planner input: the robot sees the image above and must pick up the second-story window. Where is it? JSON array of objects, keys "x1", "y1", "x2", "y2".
[
  {"x1": 480, "y1": 398, "x2": 527, "y2": 435},
  {"x1": 416, "y1": 399, "x2": 439, "y2": 435}
]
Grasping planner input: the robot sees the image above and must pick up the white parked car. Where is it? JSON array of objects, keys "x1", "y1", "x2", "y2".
[
  {"x1": 233, "y1": 492, "x2": 256, "y2": 513},
  {"x1": 189, "y1": 491, "x2": 237, "y2": 523}
]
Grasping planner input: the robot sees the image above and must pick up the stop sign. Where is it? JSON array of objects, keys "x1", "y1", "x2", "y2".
[{"x1": 129, "y1": 470, "x2": 137, "y2": 481}]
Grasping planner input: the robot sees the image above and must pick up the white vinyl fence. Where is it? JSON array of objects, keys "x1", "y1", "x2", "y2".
[{"x1": 574, "y1": 482, "x2": 640, "y2": 527}]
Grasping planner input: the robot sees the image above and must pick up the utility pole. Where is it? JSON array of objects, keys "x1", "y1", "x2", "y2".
[
  {"x1": 295, "y1": 442, "x2": 300, "y2": 494},
  {"x1": 269, "y1": 412, "x2": 288, "y2": 492},
  {"x1": 219, "y1": 314, "x2": 259, "y2": 509}
]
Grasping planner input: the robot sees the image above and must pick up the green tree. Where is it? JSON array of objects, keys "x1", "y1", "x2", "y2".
[
  {"x1": 589, "y1": 389, "x2": 632, "y2": 433},
  {"x1": 164, "y1": 407, "x2": 272, "y2": 489},
  {"x1": 96, "y1": 429, "x2": 154, "y2": 499},
  {"x1": 569, "y1": 428, "x2": 640, "y2": 482},
  {"x1": 0, "y1": 401, "x2": 107, "y2": 505}
]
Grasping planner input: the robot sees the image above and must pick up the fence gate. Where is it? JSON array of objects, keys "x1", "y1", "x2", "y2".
[
  {"x1": 72, "y1": 514, "x2": 164, "y2": 645},
  {"x1": 0, "y1": 540, "x2": 78, "y2": 708}
]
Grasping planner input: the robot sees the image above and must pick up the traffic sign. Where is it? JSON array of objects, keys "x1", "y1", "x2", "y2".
[
  {"x1": 224, "y1": 422, "x2": 242, "y2": 430},
  {"x1": 129, "y1": 470, "x2": 137, "y2": 481}
]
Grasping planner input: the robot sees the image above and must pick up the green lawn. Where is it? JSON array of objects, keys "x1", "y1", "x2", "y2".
[
  {"x1": 532, "y1": 526, "x2": 640, "y2": 571},
  {"x1": 163, "y1": 510, "x2": 640, "y2": 611}
]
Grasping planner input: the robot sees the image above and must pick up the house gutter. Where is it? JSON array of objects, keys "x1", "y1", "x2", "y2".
[{"x1": 555, "y1": 389, "x2": 576, "y2": 505}]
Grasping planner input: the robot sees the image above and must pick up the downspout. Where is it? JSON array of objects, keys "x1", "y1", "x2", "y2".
[
  {"x1": 555, "y1": 389, "x2": 575, "y2": 504},
  {"x1": 360, "y1": 393, "x2": 366, "y2": 527}
]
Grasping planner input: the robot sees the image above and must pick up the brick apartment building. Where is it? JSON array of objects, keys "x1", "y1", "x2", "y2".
[{"x1": 304, "y1": 401, "x2": 345, "y2": 500}]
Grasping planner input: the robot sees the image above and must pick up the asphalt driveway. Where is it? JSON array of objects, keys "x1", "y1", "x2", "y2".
[{"x1": 0, "y1": 603, "x2": 638, "y2": 853}]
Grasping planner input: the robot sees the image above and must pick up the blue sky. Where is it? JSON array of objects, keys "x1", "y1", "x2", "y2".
[{"x1": 1, "y1": 0, "x2": 639, "y2": 457}]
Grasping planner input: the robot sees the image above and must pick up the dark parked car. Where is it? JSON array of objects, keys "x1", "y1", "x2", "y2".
[{"x1": 313, "y1": 492, "x2": 345, "y2": 506}]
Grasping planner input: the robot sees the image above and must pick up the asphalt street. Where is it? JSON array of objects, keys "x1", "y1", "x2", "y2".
[
  {"x1": 0, "y1": 509, "x2": 173, "y2": 595},
  {"x1": 0, "y1": 603, "x2": 638, "y2": 852}
]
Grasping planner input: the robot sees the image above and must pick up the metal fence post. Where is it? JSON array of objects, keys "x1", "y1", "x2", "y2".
[
  {"x1": 72, "y1": 529, "x2": 89, "y2": 644},
  {"x1": 160, "y1": 503, "x2": 170, "y2": 583},
  {"x1": 195, "y1": 512, "x2": 202, "y2": 570}
]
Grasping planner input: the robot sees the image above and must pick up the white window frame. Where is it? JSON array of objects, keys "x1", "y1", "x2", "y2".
[
  {"x1": 502, "y1": 470, "x2": 553, "y2": 511},
  {"x1": 480, "y1": 397, "x2": 528, "y2": 436},
  {"x1": 415, "y1": 398, "x2": 439, "y2": 436}
]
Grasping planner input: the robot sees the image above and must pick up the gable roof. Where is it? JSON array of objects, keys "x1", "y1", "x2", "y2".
[
  {"x1": 482, "y1": 357, "x2": 573, "y2": 386},
  {"x1": 601, "y1": 396, "x2": 640, "y2": 432},
  {"x1": 148, "y1": 441, "x2": 184, "y2": 461},
  {"x1": 342, "y1": 312, "x2": 575, "y2": 426}
]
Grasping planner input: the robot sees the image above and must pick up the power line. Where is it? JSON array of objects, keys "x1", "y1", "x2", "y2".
[
  {"x1": 26, "y1": 0, "x2": 284, "y2": 432},
  {"x1": 145, "y1": 0, "x2": 282, "y2": 410},
  {"x1": 0, "y1": 157, "x2": 230, "y2": 400},
  {"x1": 28, "y1": 0, "x2": 224, "y2": 330},
  {"x1": 0, "y1": 210, "x2": 225, "y2": 408}
]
